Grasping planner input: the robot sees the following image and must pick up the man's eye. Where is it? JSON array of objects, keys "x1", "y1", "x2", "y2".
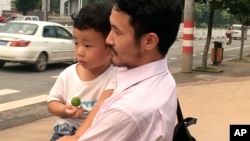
[{"x1": 114, "y1": 30, "x2": 120, "y2": 35}]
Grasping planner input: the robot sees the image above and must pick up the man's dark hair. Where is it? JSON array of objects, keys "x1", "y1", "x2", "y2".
[
  {"x1": 71, "y1": 2, "x2": 112, "y2": 38},
  {"x1": 114, "y1": 0, "x2": 182, "y2": 55}
]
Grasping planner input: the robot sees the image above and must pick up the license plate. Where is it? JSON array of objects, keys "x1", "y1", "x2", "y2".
[{"x1": 0, "y1": 41, "x2": 7, "y2": 46}]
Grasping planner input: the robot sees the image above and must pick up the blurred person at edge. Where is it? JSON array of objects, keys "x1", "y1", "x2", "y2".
[
  {"x1": 225, "y1": 27, "x2": 233, "y2": 45},
  {"x1": 59, "y1": 0, "x2": 182, "y2": 141}
]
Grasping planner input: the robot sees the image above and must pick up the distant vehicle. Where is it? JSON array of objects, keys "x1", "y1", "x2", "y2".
[
  {"x1": 0, "y1": 21, "x2": 75, "y2": 72},
  {"x1": 13, "y1": 16, "x2": 40, "y2": 21},
  {"x1": 231, "y1": 24, "x2": 247, "y2": 40},
  {"x1": 4, "y1": 14, "x2": 23, "y2": 22},
  {"x1": 0, "y1": 10, "x2": 21, "y2": 22}
]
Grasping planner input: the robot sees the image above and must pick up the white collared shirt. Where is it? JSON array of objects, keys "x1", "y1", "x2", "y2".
[{"x1": 78, "y1": 58, "x2": 177, "y2": 141}]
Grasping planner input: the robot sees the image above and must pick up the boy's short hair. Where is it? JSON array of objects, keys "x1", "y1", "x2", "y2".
[{"x1": 71, "y1": 2, "x2": 113, "y2": 38}]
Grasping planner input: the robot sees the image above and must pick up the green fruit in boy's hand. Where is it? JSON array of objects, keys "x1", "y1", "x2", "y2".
[{"x1": 71, "y1": 97, "x2": 81, "y2": 106}]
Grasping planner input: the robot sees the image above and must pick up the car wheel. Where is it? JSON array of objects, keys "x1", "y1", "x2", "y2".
[
  {"x1": 33, "y1": 53, "x2": 47, "y2": 72},
  {"x1": 0, "y1": 61, "x2": 5, "y2": 67}
]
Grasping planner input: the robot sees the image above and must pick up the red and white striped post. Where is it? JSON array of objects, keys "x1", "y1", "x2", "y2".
[{"x1": 182, "y1": 0, "x2": 194, "y2": 73}]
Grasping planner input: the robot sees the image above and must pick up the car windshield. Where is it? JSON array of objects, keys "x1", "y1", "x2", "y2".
[
  {"x1": 233, "y1": 26, "x2": 241, "y2": 30},
  {"x1": 0, "y1": 22, "x2": 38, "y2": 35},
  {"x1": 14, "y1": 17, "x2": 25, "y2": 21}
]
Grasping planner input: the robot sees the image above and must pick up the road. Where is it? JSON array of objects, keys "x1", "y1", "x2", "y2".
[
  {"x1": 168, "y1": 38, "x2": 250, "y2": 73},
  {"x1": 0, "y1": 38, "x2": 250, "y2": 130}
]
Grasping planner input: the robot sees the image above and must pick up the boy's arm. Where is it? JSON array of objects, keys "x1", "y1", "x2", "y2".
[
  {"x1": 48, "y1": 101, "x2": 84, "y2": 118},
  {"x1": 48, "y1": 100, "x2": 67, "y2": 117},
  {"x1": 69, "y1": 89, "x2": 113, "y2": 140},
  {"x1": 57, "y1": 90, "x2": 113, "y2": 141}
]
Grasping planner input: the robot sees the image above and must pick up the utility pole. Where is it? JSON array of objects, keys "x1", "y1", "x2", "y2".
[
  {"x1": 182, "y1": 0, "x2": 195, "y2": 73},
  {"x1": 42, "y1": 0, "x2": 48, "y2": 21}
]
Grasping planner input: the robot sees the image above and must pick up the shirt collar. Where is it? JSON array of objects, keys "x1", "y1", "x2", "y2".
[{"x1": 116, "y1": 58, "x2": 169, "y2": 92}]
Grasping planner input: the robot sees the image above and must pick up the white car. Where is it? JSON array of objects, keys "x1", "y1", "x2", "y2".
[
  {"x1": 13, "y1": 16, "x2": 40, "y2": 21},
  {"x1": 0, "y1": 21, "x2": 75, "y2": 72},
  {"x1": 231, "y1": 24, "x2": 247, "y2": 40}
]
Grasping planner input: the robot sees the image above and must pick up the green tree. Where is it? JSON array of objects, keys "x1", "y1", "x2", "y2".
[
  {"x1": 50, "y1": 0, "x2": 60, "y2": 13},
  {"x1": 195, "y1": 3, "x2": 210, "y2": 28},
  {"x1": 13, "y1": 0, "x2": 39, "y2": 15}
]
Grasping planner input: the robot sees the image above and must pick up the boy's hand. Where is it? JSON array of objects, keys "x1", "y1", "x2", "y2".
[{"x1": 63, "y1": 104, "x2": 84, "y2": 118}]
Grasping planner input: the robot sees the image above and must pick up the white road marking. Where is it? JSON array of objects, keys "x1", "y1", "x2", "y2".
[
  {"x1": 171, "y1": 46, "x2": 179, "y2": 48},
  {"x1": 50, "y1": 75, "x2": 58, "y2": 79},
  {"x1": 197, "y1": 43, "x2": 205, "y2": 46},
  {"x1": 169, "y1": 57, "x2": 177, "y2": 60},
  {"x1": 0, "y1": 95, "x2": 48, "y2": 112},
  {"x1": 224, "y1": 45, "x2": 250, "y2": 51},
  {"x1": 0, "y1": 89, "x2": 21, "y2": 96}
]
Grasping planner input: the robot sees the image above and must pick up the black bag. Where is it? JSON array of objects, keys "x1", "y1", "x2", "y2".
[{"x1": 173, "y1": 99, "x2": 197, "y2": 141}]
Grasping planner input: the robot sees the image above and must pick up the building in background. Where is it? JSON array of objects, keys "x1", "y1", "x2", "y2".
[
  {"x1": 0, "y1": 0, "x2": 12, "y2": 15},
  {"x1": 60, "y1": 0, "x2": 84, "y2": 16}
]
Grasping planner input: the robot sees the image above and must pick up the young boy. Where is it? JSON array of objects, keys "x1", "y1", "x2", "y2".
[{"x1": 47, "y1": 2, "x2": 116, "y2": 141}]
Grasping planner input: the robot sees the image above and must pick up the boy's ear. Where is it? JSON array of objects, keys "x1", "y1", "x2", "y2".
[{"x1": 143, "y1": 33, "x2": 159, "y2": 51}]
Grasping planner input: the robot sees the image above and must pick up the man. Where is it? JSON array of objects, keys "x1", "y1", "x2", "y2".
[{"x1": 61, "y1": 0, "x2": 182, "y2": 140}]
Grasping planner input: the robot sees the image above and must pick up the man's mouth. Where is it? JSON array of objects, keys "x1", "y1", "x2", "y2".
[{"x1": 108, "y1": 45, "x2": 118, "y2": 56}]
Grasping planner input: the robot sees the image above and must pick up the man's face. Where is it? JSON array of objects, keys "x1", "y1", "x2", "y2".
[{"x1": 106, "y1": 7, "x2": 143, "y2": 68}]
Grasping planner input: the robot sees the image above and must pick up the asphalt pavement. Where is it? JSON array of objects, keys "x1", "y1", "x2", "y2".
[{"x1": 0, "y1": 56, "x2": 250, "y2": 141}]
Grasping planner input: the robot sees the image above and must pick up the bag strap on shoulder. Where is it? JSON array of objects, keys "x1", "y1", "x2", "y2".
[{"x1": 177, "y1": 99, "x2": 197, "y2": 126}]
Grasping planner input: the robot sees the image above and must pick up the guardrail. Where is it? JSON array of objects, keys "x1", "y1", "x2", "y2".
[
  {"x1": 177, "y1": 29, "x2": 228, "y2": 40},
  {"x1": 177, "y1": 28, "x2": 250, "y2": 40},
  {"x1": 63, "y1": 25, "x2": 249, "y2": 40}
]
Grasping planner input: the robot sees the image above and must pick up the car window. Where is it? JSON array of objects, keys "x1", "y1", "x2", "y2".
[
  {"x1": 43, "y1": 26, "x2": 57, "y2": 38},
  {"x1": 232, "y1": 26, "x2": 241, "y2": 30},
  {"x1": 55, "y1": 26, "x2": 73, "y2": 40},
  {"x1": 0, "y1": 22, "x2": 38, "y2": 35},
  {"x1": 14, "y1": 17, "x2": 24, "y2": 21},
  {"x1": 31, "y1": 17, "x2": 39, "y2": 21},
  {"x1": 25, "y1": 17, "x2": 31, "y2": 21}
]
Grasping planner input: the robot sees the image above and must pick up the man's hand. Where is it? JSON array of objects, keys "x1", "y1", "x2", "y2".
[{"x1": 57, "y1": 135, "x2": 79, "y2": 141}]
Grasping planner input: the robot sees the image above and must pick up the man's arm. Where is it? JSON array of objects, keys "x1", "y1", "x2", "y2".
[
  {"x1": 78, "y1": 109, "x2": 137, "y2": 141},
  {"x1": 57, "y1": 89, "x2": 114, "y2": 141}
]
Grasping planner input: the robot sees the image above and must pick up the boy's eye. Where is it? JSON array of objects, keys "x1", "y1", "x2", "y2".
[{"x1": 85, "y1": 44, "x2": 91, "y2": 48}]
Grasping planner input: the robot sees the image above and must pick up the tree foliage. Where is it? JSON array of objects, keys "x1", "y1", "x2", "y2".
[
  {"x1": 13, "y1": 0, "x2": 39, "y2": 15},
  {"x1": 223, "y1": 0, "x2": 250, "y2": 25}
]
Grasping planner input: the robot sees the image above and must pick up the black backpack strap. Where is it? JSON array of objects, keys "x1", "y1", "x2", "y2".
[
  {"x1": 177, "y1": 99, "x2": 197, "y2": 126},
  {"x1": 177, "y1": 99, "x2": 184, "y2": 123},
  {"x1": 183, "y1": 117, "x2": 197, "y2": 127}
]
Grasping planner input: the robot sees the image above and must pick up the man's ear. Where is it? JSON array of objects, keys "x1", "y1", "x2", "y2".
[{"x1": 143, "y1": 33, "x2": 159, "y2": 51}]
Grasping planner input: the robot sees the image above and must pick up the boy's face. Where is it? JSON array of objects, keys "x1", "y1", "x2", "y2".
[
  {"x1": 106, "y1": 7, "x2": 145, "y2": 68},
  {"x1": 73, "y1": 28, "x2": 111, "y2": 69}
]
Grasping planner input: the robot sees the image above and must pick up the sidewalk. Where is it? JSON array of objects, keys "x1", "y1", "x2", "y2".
[{"x1": 0, "y1": 61, "x2": 250, "y2": 141}]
